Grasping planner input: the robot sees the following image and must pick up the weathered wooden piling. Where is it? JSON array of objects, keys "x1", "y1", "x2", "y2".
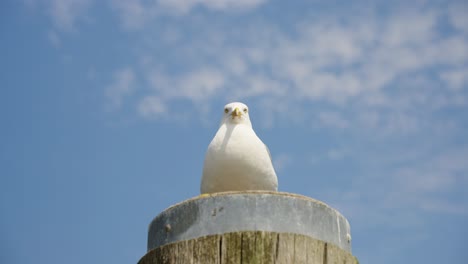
[{"x1": 138, "y1": 191, "x2": 358, "y2": 264}]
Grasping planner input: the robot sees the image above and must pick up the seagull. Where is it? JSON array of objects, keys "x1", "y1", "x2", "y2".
[{"x1": 201, "y1": 102, "x2": 278, "y2": 194}]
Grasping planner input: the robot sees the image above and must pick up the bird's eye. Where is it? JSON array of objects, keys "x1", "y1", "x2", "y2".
[
  {"x1": 224, "y1": 108, "x2": 229, "y2": 113},
  {"x1": 243, "y1": 108, "x2": 248, "y2": 113}
]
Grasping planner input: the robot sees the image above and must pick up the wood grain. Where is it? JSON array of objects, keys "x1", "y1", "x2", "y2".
[{"x1": 138, "y1": 231, "x2": 357, "y2": 264}]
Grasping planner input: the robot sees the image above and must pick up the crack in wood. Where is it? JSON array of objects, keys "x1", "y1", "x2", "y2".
[
  {"x1": 275, "y1": 233, "x2": 280, "y2": 262},
  {"x1": 323, "y1": 242, "x2": 328, "y2": 264},
  {"x1": 240, "y1": 232, "x2": 243, "y2": 264},
  {"x1": 218, "y1": 236, "x2": 222, "y2": 264}
]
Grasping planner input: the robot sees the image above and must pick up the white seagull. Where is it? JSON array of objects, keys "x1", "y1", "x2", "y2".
[{"x1": 201, "y1": 102, "x2": 278, "y2": 194}]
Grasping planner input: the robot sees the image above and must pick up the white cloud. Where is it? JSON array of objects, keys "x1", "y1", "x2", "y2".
[
  {"x1": 96, "y1": 2, "x2": 468, "y2": 140},
  {"x1": 109, "y1": 0, "x2": 157, "y2": 30},
  {"x1": 158, "y1": 0, "x2": 268, "y2": 15},
  {"x1": 47, "y1": 0, "x2": 93, "y2": 31},
  {"x1": 342, "y1": 146, "x2": 468, "y2": 217},
  {"x1": 448, "y1": 2, "x2": 468, "y2": 34},
  {"x1": 105, "y1": 68, "x2": 136, "y2": 111},
  {"x1": 387, "y1": 148, "x2": 468, "y2": 214},
  {"x1": 37, "y1": 0, "x2": 268, "y2": 31},
  {"x1": 224, "y1": 55, "x2": 247, "y2": 76},
  {"x1": 146, "y1": 68, "x2": 225, "y2": 102},
  {"x1": 317, "y1": 111, "x2": 349, "y2": 129},
  {"x1": 110, "y1": 0, "x2": 267, "y2": 30},
  {"x1": 440, "y1": 68, "x2": 468, "y2": 91},
  {"x1": 238, "y1": 75, "x2": 285, "y2": 99},
  {"x1": 178, "y1": 69, "x2": 225, "y2": 101},
  {"x1": 382, "y1": 11, "x2": 437, "y2": 48},
  {"x1": 138, "y1": 96, "x2": 167, "y2": 119}
]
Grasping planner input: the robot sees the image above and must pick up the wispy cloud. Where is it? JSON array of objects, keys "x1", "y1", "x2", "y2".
[
  {"x1": 36, "y1": 0, "x2": 468, "y2": 216},
  {"x1": 138, "y1": 96, "x2": 167, "y2": 119},
  {"x1": 448, "y1": 2, "x2": 468, "y2": 34},
  {"x1": 158, "y1": 0, "x2": 268, "y2": 14},
  {"x1": 147, "y1": 67, "x2": 225, "y2": 101},
  {"x1": 109, "y1": 0, "x2": 268, "y2": 30},
  {"x1": 47, "y1": 0, "x2": 93, "y2": 31},
  {"x1": 440, "y1": 68, "x2": 468, "y2": 91},
  {"x1": 105, "y1": 68, "x2": 136, "y2": 111},
  {"x1": 325, "y1": 146, "x2": 468, "y2": 229},
  {"x1": 109, "y1": 0, "x2": 156, "y2": 30},
  {"x1": 317, "y1": 111, "x2": 349, "y2": 129},
  {"x1": 34, "y1": 0, "x2": 268, "y2": 32},
  {"x1": 117, "y1": 4, "x2": 467, "y2": 139}
]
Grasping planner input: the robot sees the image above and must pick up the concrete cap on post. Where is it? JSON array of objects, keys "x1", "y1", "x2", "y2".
[{"x1": 147, "y1": 191, "x2": 352, "y2": 253}]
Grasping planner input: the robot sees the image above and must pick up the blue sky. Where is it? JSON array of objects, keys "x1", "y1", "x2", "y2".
[{"x1": 1, "y1": 0, "x2": 467, "y2": 263}]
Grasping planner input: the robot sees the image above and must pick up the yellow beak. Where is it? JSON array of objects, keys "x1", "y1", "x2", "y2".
[{"x1": 231, "y1": 107, "x2": 242, "y2": 117}]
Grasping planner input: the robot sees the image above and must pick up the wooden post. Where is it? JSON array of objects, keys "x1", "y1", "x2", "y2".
[{"x1": 138, "y1": 191, "x2": 358, "y2": 264}]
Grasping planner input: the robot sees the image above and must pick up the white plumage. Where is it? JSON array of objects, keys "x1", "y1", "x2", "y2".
[{"x1": 201, "y1": 102, "x2": 278, "y2": 194}]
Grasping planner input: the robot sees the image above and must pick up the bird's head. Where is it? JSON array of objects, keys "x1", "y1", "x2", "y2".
[{"x1": 221, "y1": 102, "x2": 252, "y2": 127}]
